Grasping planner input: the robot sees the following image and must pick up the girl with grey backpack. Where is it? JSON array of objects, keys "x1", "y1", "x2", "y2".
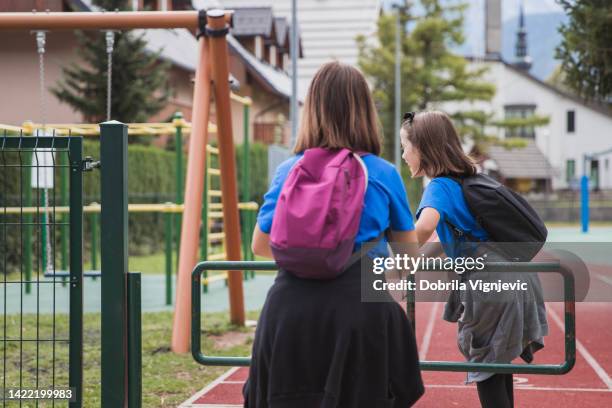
[{"x1": 400, "y1": 110, "x2": 548, "y2": 408}]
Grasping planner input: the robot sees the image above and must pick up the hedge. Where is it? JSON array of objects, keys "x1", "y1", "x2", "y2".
[{"x1": 0, "y1": 138, "x2": 269, "y2": 274}]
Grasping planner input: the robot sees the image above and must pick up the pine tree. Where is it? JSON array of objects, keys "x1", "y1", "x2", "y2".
[
  {"x1": 52, "y1": 0, "x2": 170, "y2": 125},
  {"x1": 555, "y1": 0, "x2": 612, "y2": 104}
]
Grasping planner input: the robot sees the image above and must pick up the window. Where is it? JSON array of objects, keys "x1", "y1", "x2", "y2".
[
  {"x1": 504, "y1": 105, "x2": 536, "y2": 138},
  {"x1": 567, "y1": 111, "x2": 576, "y2": 133},
  {"x1": 591, "y1": 160, "x2": 600, "y2": 190},
  {"x1": 255, "y1": 36, "x2": 263, "y2": 60},
  {"x1": 567, "y1": 110, "x2": 575, "y2": 133},
  {"x1": 566, "y1": 159, "x2": 575, "y2": 183}
]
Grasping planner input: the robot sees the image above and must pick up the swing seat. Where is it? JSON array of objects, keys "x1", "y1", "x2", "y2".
[{"x1": 43, "y1": 270, "x2": 102, "y2": 278}]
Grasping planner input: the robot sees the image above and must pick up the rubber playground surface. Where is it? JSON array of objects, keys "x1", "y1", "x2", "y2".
[
  {"x1": 180, "y1": 300, "x2": 612, "y2": 407},
  {"x1": 180, "y1": 227, "x2": 612, "y2": 407}
]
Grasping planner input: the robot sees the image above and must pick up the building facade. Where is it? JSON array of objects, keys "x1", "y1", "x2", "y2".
[{"x1": 445, "y1": 0, "x2": 612, "y2": 193}]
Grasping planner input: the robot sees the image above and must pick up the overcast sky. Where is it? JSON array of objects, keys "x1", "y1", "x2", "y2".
[{"x1": 382, "y1": 0, "x2": 563, "y2": 18}]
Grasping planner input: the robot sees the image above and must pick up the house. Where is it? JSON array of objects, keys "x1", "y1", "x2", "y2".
[
  {"x1": 214, "y1": 0, "x2": 381, "y2": 92},
  {"x1": 0, "y1": 0, "x2": 303, "y2": 147},
  {"x1": 445, "y1": 0, "x2": 612, "y2": 193},
  {"x1": 223, "y1": 6, "x2": 305, "y2": 145}
]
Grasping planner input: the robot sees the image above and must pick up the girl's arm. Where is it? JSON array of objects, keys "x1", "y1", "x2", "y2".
[
  {"x1": 416, "y1": 207, "x2": 445, "y2": 258},
  {"x1": 415, "y1": 207, "x2": 440, "y2": 245},
  {"x1": 388, "y1": 229, "x2": 418, "y2": 246},
  {"x1": 388, "y1": 230, "x2": 419, "y2": 276},
  {"x1": 252, "y1": 223, "x2": 274, "y2": 259}
]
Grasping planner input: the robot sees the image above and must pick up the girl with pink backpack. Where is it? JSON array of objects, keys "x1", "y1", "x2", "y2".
[{"x1": 243, "y1": 61, "x2": 425, "y2": 407}]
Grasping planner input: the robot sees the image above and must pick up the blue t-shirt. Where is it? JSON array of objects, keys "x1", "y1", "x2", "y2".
[
  {"x1": 416, "y1": 177, "x2": 488, "y2": 258},
  {"x1": 257, "y1": 153, "x2": 415, "y2": 254}
]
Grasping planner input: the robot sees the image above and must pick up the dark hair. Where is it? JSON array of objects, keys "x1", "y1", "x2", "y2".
[
  {"x1": 401, "y1": 111, "x2": 477, "y2": 178},
  {"x1": 294, "y1": 61, "x2": 382, "y2": 155}
]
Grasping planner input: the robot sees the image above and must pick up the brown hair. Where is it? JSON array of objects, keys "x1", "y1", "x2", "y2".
[
  {"x1": 294, "y1": 61, "x2": 382, "y2": 155},
  {"x1": 401, "y1": 111, "x2": 477, "y2": 178}
]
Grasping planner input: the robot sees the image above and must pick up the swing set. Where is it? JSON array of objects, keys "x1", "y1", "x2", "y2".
[{"x1": 0, "y1": 9, "x2": 245, "y2": 360}]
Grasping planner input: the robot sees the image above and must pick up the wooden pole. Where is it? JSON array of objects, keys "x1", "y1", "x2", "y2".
[
  {"x1": 170, "y1": 34, "x2": 212, "y2": 353},
  {"x1": 0, "y1": 10, "x2": 231, "y2": 30},
  {"x1": 207, "y1": 9, "x2": 245, "y2": 326}
]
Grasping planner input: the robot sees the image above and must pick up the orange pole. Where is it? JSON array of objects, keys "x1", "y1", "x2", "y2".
[
  {"x1": 0, "y1": 11, "x2": 231, "y2": 30},
  {"x1": 171, "y1": 35, "x2": 212, "y2": 353},
  {"x1": 207, "y1": 10, "x2": 245, "y2": 326},
  {"x1": 0, "y1": 11, "x2": 198, "y2": 30}
]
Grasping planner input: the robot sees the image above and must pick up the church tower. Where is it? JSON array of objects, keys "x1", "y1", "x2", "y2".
[{"x1": 514, "y1": 2, "x2": 532, "y2": 71}]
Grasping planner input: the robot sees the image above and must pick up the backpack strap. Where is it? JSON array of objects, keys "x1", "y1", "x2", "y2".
[
  {"x1": 439, "y1": 175, "x2": 484, "y2": 243},
  {"x1": 445, "y1": 219, "x2": 482, "y2": 242},
  {"x1": 352, "y1": 152, "x2": 369, "y2": 191}
]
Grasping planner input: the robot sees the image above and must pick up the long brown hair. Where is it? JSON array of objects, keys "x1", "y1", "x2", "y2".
[
  {"x1": 294, "y1": 61, "x2": 382, "y2": 155},
  {"x1": 401, "y1": 111, "x2": 477, "y2": 177}
]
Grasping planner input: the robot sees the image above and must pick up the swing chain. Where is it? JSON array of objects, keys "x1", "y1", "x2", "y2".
[
  {"x1": 104, "y1": 30, "x2": 115, "y2": 122},
  {"x1": 35, "y1": 30, "x2": 47, "y2": 127}
]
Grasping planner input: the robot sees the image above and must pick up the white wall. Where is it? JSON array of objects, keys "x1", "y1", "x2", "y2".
[
  {"x1": 441, "y1": 60, "x2": 612, "y2": 190},
  {"x1": 219, "y1": 0, "x2": 381, "y2": 90}
]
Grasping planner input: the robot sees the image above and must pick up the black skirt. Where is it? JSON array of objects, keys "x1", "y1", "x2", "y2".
[{"x1": 243, "y1": 260, "x2": 425, "y2": 408}]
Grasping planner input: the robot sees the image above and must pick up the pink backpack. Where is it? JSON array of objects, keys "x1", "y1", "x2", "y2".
[{"x1": 269, "y1": 147, "x2": 368, "y2": 279}]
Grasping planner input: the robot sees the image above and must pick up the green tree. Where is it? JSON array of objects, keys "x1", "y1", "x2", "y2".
[
  {"x1": 52, "y1": 0, "x2": 170, "y2": 125},
  {"x1": 357, "y1": 0, "x2": 496, "y2": 204},
  {"x1": 555, "y1": 0, "x2": 612, "y2": 104},
  {"x1": 357, "y1": 1, "x2": 498, "y2": 158},
  {"x1": 357, "y1": 0, "x2": 549, "y2": 205}
]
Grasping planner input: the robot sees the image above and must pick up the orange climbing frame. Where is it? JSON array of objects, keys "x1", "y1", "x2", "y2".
[{"x1": 0, "y1": 9, "x2": 246, "y2": 353}]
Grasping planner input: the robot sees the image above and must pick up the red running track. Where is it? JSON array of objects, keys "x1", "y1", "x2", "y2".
[{"x1": 181, "y1": 302, "x2": 612, "y2": 407}]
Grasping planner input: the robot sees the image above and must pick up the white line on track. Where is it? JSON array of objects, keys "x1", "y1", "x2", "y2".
[
  {"x1": 179, "y1": 367, "x2": 241, "y2": 407},
  {"x1": 595, "y1": 273, "x2": 612, "y2": 287},
  {"x1": 425, "y1": 384, "x2": 612, "y2": 393},
  {"x1": 548, "y1": 306, "x2": 612, "y2": 390},
  {"x1": 419, "y1": 302, "x2": 440, "y2": 360}
]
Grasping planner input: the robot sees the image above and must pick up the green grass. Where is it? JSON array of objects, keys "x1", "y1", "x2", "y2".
[
  {"x1": 127, "y1": 250, "x2": 177, "y2": 275},
  {"x1": 125, "y1": 251, "x2": 278, "y2": 275},
  {"x1": 1, "y1": 310, "x2": 260, "y2": 407}
]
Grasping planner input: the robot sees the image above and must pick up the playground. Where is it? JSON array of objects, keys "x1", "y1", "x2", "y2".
[{"x1": 0, "y1": 4, "x2": 611, "y2": 408}]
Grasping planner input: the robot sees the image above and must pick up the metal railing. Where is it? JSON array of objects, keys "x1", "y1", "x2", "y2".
[{"x1": 191, "y1": 260, "x2": 576, "y2": 375}]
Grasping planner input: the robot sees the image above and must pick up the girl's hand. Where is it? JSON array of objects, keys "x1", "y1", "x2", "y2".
[{"x1": 252, "y1": 223, "x2": 274, "y2": 259}]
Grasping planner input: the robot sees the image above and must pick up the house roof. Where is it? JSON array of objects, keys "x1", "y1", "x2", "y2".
[
  {"x1": 228, "y1": 7, "x2": 303, "y2": 56},
  {"x1": 274, "y1": 17, "x2": 289, "y2": 48},
  {"x1": 134, "y1": 28, "x2": 200, "y2": 72},
  {"x1": 466, "y1": 55, "x2": 612, "y2": 120},
  {"x1": 227, "y1": 34, "x2": 305, "y2": 102},
  {"x1": 486, "y1": 140, "x2": 554, "y2": 179},
  {"x1": 230, "y1": 7, "x2": 275, "y2": 37},
  {"x1": 67, "y1": 0, "x2": 200, "y2": 72}
]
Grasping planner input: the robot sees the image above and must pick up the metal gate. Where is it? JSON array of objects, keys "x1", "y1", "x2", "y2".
[
  {"x1": 191, "y1": 260, "x2": 576, "y2": 375},
  {"x1": 1, "y1": 134, "x2": 83, "y2": 407}
]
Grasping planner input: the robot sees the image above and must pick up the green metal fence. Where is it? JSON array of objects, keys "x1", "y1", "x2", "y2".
[
  {"x1": 99, "y1": 121, "x2": 141, "y2": 408},
  {"x1": 191, "y1": 260, "x2": 576, "y2": 375},
  {"x1": 1, "y1": 133, "x2": 84, "y2": 406}
]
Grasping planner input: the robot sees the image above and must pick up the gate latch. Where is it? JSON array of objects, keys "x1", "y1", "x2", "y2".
[{"x1": 81, "y1": 156, "x2": 101, "y2": 172}]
